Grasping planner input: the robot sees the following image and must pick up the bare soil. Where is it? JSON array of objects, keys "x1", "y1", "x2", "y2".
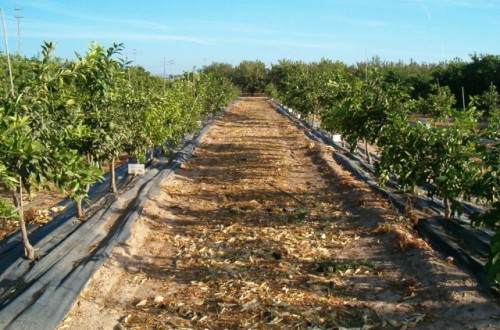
[{"x1": 59, "y1": 98, "x2": 500, "y2": 329}]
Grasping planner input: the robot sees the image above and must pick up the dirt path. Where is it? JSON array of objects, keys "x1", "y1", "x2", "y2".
[{"x1": 59, "y1": 98, "x2": 499, "y2": 329}]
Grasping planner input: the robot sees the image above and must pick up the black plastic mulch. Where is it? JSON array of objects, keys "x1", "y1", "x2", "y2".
[{"x1": 0, "y1": 110, "x2": 223, "y2": 330}]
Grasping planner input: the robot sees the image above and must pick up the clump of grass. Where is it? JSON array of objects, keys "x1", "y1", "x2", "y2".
[
  {"x1": 296, "y1": 208, "x2": 309, "y2": 219},
  {"x1": 316, "y1": 258, "x2": 373, "y2": 274}
]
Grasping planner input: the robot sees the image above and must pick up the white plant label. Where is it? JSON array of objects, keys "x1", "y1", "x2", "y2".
[{"x1": 128, "y1": 164, "x2": 145, "y2": 175}]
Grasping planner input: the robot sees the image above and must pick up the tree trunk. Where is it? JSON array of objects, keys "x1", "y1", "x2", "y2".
[
  {"x1": 444, "y1": 198, "x2": 453, "y2": 219},
  {"x1": 161, "y1": 144, "x2": 168, "y2": 157},
  {"x1": 77, "y1": 156, "x2": 95, "y2": 220},
  {"x1": 12, "y1": 180, "x2": 35, "y2": 260},
  {"x1": 77, "y1": 182, "x2": 91, "y2": 220},
  {"x1": 365, "y1": 140, "x2": 372, "y2": 164},
  {"x1": 150, "y1": 146, "x2": 155, "y2": 161},
  {"x1": 77, "y1": 198, "x2": 85, "y2": 220},
  {"x1": 109, "y1": 156, "x2": 117, "y2": 193}
]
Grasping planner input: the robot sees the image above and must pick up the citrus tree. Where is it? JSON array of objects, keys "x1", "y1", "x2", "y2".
[
  {"x1": 0, "y1": 43, "x2": 101, "y2": 258},
  {"x1": 322, "y1": 67, "x2": 412, "y2": 163},
  {"x1": 233, "y1": 60, "x2": 268, "y2": 95},
  {"x1": 73, "y1": 42, "x2": 129, "y2": 200},
  {"x1": 377, "y1": 106, "x2": 480, "y2": 218}
]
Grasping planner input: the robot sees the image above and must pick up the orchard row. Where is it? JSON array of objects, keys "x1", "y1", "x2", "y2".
[
  {"x1": 0, "y1": 42, "x2": 239, "y2": 259},
  {"x1": 263, "y1": 59, "x2": 498, "y2": 285}
]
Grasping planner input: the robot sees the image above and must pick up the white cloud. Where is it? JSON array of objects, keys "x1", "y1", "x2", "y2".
[
  {"x1": 403, "y1": 0, "x2": 499, "y2": 10},
  {"x1": 187, "y1": 20, "x2": 277, "y2": 35},
  {"x1": 25, "y1": 29, "x2": 212, "y2": 45},
  {"x1": 218, "y1": 36, "x2": 348, "y2": 51},
  {"x1": 327, "y1": 15, "x2": 390, "y2": 28},
  {"x1": 16, "y1": 0, "x2": 170, "y2": 31},
  {"x1": 421, "y1": 3, "x2": 432, "y2": 19}
]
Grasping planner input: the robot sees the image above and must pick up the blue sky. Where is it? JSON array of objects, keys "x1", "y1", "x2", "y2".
[{"x1": 1, "y1": 0, "x2": 499, "y2": 75}]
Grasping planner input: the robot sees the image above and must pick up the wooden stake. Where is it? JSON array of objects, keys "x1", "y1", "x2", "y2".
[{"x1": 462, "y1": 86, "x2": 466, "y2": 110}]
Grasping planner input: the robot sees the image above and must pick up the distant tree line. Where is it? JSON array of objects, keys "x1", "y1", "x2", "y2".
[{"x1": 202, "y1": 54, "x2": 499, "y2": 117}]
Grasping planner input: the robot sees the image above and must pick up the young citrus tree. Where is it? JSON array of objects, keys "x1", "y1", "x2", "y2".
[
  {"x1": 0, "y1": 43, "x2": 102, "y2": 258},
  {"x1": 322, "y1": 67, "x2": 412, "y2": 163},
  {"x1": 72, "y1": 42, "x2": 129, "y2": 202},
  {"x1": 377, "y1": 104, "x2": 481, "y2": 219}
]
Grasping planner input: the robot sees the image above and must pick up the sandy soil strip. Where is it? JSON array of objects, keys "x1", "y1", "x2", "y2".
[{"x1": 59, "y1": 98, "x2": 499, "y2": 329}]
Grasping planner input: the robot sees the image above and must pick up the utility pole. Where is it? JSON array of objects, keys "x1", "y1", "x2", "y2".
[
  {"x1": 1, "y1": 9, "x2": 15, "y2": 97},
  {"x1": 163, "y1": 58, "x2": 174, "y2": 94},
  {"x1": 15, "y1": 8, "x2": 23, "y2": 55},
  {"x1": 132, "y1": 49, "x2": 137, "y2": 63},
  {"x1": 192, "y1": 66, "x2": 196, "y2": 88},
  {"x1": 126, "y1": 55, "x2": 131, "y2": 84}
]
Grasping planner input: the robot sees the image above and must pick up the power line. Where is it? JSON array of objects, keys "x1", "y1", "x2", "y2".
[{"x1": 15, "y1": 8, "x2": 23, "y2": 55}]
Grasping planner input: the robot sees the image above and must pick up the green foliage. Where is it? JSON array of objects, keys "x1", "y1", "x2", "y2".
[
  {"x1": 0, "y1": 42, "x2": 239, "y2": 257},
  {"x1": 317, "y1": 258, "x2": 373, "y2": 274},
  {"x1": 478, "y1": 203, "x2": 500, "y2": 287},
  {"x1": 416, "y1": 84, "x2": 456, "y2": 119},
  {"x1": 73, "y1": 42, "x2": 129, "y2": 164},
  {"x1": 269, "y1": 55, "x2": 499, "y2": 285},
  {"x1": 2, "y1": 43, "x2": 498, "y2": 280},
  {"x1": 473, "y1": 85, "x2": 499, "y2": 120},
  {"x1": 269, "y1": 59, "x2": 347, "y2": 119},
  {"x1": 470, "y1": 104, "x2": 499, "y2": 216},
  {"x1": 433, "y1": 54, "x2": 500, "y2": 105},
  {"x1": 487, "y1": 231, "x2": 500, "y2": 287},
  {"x1": 233, "y1": 60, "x2": 268, "y2": 94},
  {"x1": 201, "y1": 62, "x2": 235, "y2": 82},
  {"x1": 268, "y1": 59, "x2": 301, "y2": 94},
  {"x1": 322, "y1": 67, "x2": 411, "y2": 152},
  {"x1": 382, "y1": 60, "x2": 436, "y2": 99},
  {"x1": 264, "y1": 83, "x2": 279, "y2": 101},
  {"x1": 377, "y1": 108, "x2": 481, "y2": 218},
  {"x1": 268, "y1": 60, "x2": 308, "y2": 109}
]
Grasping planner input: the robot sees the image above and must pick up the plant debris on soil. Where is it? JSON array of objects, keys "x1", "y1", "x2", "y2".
[{"x1": 59, "y1": 98, "x2": 500, "y2": 329}]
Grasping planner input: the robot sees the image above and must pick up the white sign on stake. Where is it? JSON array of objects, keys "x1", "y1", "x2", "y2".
[{"x1": 128, "y1": 164, "x2": 145, "y2": 175}]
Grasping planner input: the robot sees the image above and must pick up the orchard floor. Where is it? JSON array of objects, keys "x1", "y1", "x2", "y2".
[{"x1": 59, "y1": 98, "x2": 499, "y2": 329}]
